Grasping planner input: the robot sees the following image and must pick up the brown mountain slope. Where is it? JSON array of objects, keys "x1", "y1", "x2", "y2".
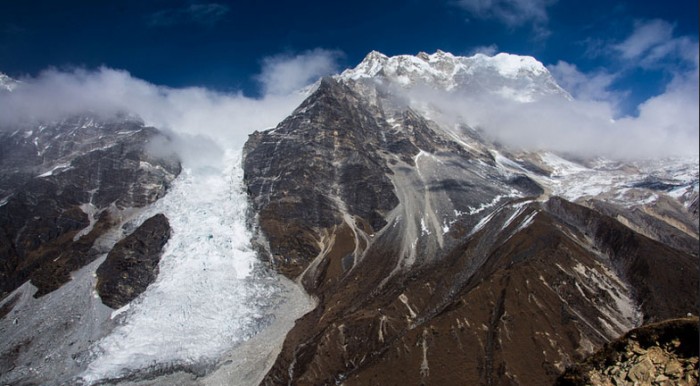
[{"x1": 243, "y1": 77, "x2": 699, "y2": 385}]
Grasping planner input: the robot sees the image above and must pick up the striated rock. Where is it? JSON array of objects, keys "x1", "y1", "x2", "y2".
[
  {"x1": 545, "y1": 197, "x2": 698, "y2": 323},
  {"x1": 95, "y1": 213, "x2": 171, "y2": 309},
  {"x1": 244, "y1": 77, "x2": 400, "y2": 279}
]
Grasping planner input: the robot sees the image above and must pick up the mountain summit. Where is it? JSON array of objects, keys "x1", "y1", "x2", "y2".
[{"x1": 339, "y1": 50, "x2": 571, "y2": 102}]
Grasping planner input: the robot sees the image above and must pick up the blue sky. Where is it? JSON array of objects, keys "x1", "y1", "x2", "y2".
[
  {"x1": 0, "y1": 1, "x2": 698, "y2": 158},
  {"x1": 1, "y1": 0, "x2": 697, "y2": 110}
]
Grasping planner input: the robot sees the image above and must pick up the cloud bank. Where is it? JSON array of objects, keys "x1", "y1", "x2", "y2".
[
  {"x1": 0, "y1": 50, "x2": 341, "y2": 167},
  {"x1": 256, "y1": 49, "x2": 342, "y2": 95},
  {"x1": 0, "y1": 35, "x2": 696, "y2": 162},
  {"x1": 548, "y1": 61, "x2": 623, "y2": 108},
  {"x1": 407, "y1": 73, "x2": 697, "y2": 159}
]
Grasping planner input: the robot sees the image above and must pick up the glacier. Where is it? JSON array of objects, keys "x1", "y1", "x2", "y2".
[{"x1": 79, "y1": 150, "x2": 314, "y2": 384}]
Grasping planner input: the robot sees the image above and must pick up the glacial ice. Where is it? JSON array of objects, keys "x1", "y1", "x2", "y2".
[{"x1": 79, "y1": 150, "x2": 291, "y2": 383}]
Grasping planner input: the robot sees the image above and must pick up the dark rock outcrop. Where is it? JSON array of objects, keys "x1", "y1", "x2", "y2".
[
  {"x1": 0, "y1": 114, "x2": 180, "y2": 299},
  {"x1": 244, "y1": 78, "x2": 400, "y2": 278},
  {"x1": 96, "y1": 213, "x2": 171, "y2": 309}
]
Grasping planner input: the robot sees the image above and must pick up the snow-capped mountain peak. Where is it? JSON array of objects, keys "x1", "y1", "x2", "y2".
[
  {"x1": 339, "y1": 50, "x2": 570, "y2": 102},
  {"x1": 470, "y1": 52, "x2": 548, "y2": 78}
]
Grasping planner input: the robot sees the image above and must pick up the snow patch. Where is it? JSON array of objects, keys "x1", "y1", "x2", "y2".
[
  {"x1": 420, "y1": 218, "x2": 430, "y2": 236},
  {"x1": 37, "y1": 163, "x2": 73, "y2": 177}
]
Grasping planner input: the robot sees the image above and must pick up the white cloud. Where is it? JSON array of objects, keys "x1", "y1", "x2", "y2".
[
  {"x1": 615, "y1": 68, "x2": 699, "y2": 156},
  {"x1": 256, "y1": 49, "x2": 343, "y2": 95},
  {"x1": 405, "y1": 76, "x2": 697, "y2": 159},
  {"x1": 611, "y1": 19, "x2": 699, "y2": 72},
  {"x1": 539, "y1": 18, "x2": 699, "y2": 156},
  {"x1": 403, "y1": 37, "x2": 698, "y2": 160},
  {"x1": 548, "y1": 61, "x2": 622, "y2": 104},
  {"x1": 613, "y1": 19, "x2": 674, "y2": 61},
  {"x1": 469, "y1": 44, "x2": 499, "y2": 56},
  {"x1": 454, "y1": 0, "x2": 557, "y2": 28},
  {"x1": 0, "y1": 49, "x2": 344, "y2": 167}
]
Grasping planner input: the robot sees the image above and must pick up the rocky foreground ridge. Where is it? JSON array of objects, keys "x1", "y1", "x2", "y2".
[
  {"x1": 556, "y1": 317, "x2": 699, "y2": 386},
  {"x1": 243, "y1": 51, "x2": 699, "y2": 385}
]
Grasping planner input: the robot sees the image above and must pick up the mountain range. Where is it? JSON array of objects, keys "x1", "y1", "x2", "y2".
[{"x1": 0, "y1": 50, "x2": 698, "y2": 385}]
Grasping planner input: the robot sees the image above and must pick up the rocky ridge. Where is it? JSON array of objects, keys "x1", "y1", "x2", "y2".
[
  {"x1": 96, "y1": 213, "x2": 171, "y2": 309},
  {"x1": 243, "y1": 51, "x2": 699, "y2": 385},
  {"x1": 0, "y1": 114, "x2": 181, "y2": 299}
]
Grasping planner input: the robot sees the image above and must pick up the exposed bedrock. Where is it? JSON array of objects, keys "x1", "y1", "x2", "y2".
[{"x1": 96, "y1": 213, "x2": 171, "y2": 309}]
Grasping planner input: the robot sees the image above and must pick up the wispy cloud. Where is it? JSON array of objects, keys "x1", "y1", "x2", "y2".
[
  {"x1": 255, "y1": 49, "x2": 343, "y2": 95},
  {"x1": 548, "y1": 61, "x2": 622, "y2": 104},
  {"x1": 613, "y1": 19, "x2": 674, "y2": 61},
  {"x1": 468, "y1": 44, "x2": 499, "y2": 56},
  {"x1": 148, "y1": 3, "x2": 230, "y2": 27},
  {"x1": 453, "y1": 0, "x2": 557, "y2": 37},
  {"x1": 613, "y1": 19, "x2": 698, "y2": 70},
  {"x1": 551, "y1": 18, "x2": 699, "y2": 117},
  {"x1": 0, "y1": 48, "x2": 343, "y2": 167}
]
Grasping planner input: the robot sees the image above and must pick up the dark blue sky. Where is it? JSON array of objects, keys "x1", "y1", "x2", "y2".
[{"x1": 1, "y1": 0, "x2": 697, "y2": 111}]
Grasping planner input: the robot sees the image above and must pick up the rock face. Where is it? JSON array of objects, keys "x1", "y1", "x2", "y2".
[
  {"x1": 0, "y1": 114, "x2": 181, "y2": 299},
  {"x1": 243, "y1": 52, "x2": 699, "y2": 385},
  {"x1": 96, "y1": 213, "x2": 171, "y2": 309},
  {"x1": 556, "y1": 317, "x2": 699, "y2": 386}
]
